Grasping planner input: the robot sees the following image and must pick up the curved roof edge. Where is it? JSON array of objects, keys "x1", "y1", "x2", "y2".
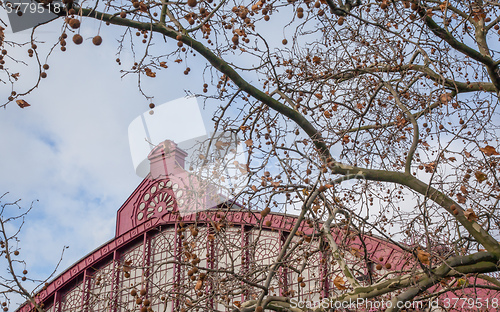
[{"x1": 18, "y1": 206, "x2": 408, "y2": 312}]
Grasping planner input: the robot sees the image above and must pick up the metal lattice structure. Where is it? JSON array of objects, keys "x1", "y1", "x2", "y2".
[{"x1": 17, "y1": 142, "x2": 500, "y2": 312}]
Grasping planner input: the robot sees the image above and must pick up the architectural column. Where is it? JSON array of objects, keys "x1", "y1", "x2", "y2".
[
  {"x1": 81, "y1": 269, "x2": 91, "y2": 312},
  {"x1": 110, "y1": 250, "x2": 120, "y2": 312}
]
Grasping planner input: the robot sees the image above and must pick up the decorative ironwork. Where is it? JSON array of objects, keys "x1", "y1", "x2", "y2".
[
  {"x1": 17, "y1": 177, "x2": 500, "y2": 312},
  {"x1": 137, "y1": 181, "x2": 180, "y2": 222}
]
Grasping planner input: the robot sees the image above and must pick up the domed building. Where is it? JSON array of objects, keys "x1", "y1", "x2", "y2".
[{"x1": 17, "y1": 141, "x2": 500, "y2": 312}]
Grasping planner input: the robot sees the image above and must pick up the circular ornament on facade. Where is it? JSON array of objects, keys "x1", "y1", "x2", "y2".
[{"x1": 137, "y1": 181, "x2": 179, "y2": 222}]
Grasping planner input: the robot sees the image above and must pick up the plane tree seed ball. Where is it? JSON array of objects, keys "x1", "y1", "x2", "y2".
[
  {"x1": 68, "y1": 18, "x2": 80, "y2": 29},
  {"x1": 92, "y1": 36, "x2": 103, "y2": 46},
  {"x1": 73, "y1": 34, "x2": 83, "y2": 45},
  {"x1": 260, "y1": 207, "x2": 270, "y2": 217},
  {"x1": 187, "y1": 0, "x2": 197, "y2": 7}
]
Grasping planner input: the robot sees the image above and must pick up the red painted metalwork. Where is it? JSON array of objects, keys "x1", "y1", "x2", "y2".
[
  {"x1": 20, "y1": 188, "x2": 499, "y2": 312},
  {"x1": 173, "y1": 221, "x2": 182, "y2": 312},
  {"x1": 17, "y1": 141, "x2": 500, "y2": 312}
]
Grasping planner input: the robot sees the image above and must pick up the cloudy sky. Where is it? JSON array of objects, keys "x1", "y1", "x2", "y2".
[{"x1": 0, "y1": 11, "x2": 220, "y2": 294}]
